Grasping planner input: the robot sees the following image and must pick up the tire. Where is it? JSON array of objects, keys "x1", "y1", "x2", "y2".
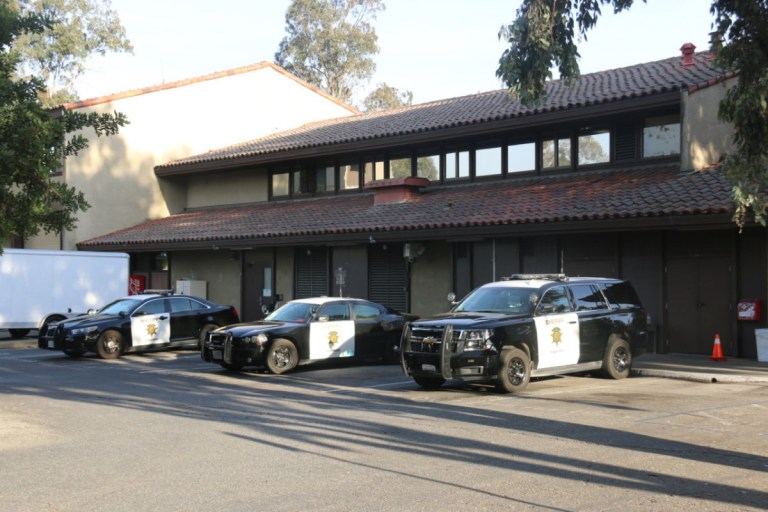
[
  {"x1": 9, "y1": 329, "x2": 30, "y2": 338},
  {"x1": 495, "y1": 347, "x2": 531, "y2": 393},
  {"x1": 198, "y1": 323, "x2": 218, "y2": 349},
  {"x1": 265, "y1": 339, "x2": 298, "y2": 374},
  {"x1": 96, "y1": 330, "x2": 124, "y2": 360},
  {"x1": 63, "y1": 348, "x2": 85, "y2": 358},
  {"x1": 602, "y1": 338, "x2": 632, "y2": 379},
  {"x1": 413, "y1": 375, "x2": 445, "y2": 389}
]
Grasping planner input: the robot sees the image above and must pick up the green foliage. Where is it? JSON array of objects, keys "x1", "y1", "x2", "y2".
[
  {"x1": 11, "y1": 0, "x2": 132, "y2": 106},
  {"x1": 362, "y1": 82, "x2": 412, "y2": 111},
  {"x1": 0, "y1": 3, "x2": 127, "y2": 252},
  {"x1": 275, "y1": 0, "x2": 384, "y2": 103},
  {"x1": 710, "y1": 0, "x2": 768, "y2": 227},
  {"x1": 496, "y1": 0, "x2": 639, "y2": 106}
]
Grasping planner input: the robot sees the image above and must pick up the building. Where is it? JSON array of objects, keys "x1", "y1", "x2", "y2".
[
  {"x1": 78, "y1": 46, "x2": 767, "y2": 358},
  {"x1": 26, "y1": 62, "x2": 358, "y2": 289}
]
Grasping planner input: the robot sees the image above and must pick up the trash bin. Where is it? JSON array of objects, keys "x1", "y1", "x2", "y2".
[{"x1": 756, "y1": 329, "x2": 768, "y2": 362}]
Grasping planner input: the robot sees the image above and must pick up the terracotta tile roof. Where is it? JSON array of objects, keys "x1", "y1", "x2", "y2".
[
  {"x1": 79, "y1": 165, "x2": 733, "y2": 250},
  {"x1": 157, "y1": 52, "x2": 733, "y2": 171}
]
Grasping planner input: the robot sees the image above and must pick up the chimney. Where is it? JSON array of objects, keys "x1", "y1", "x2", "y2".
[
  {"x1": 680, "y1": 43, "x2": 696, "y2": 67},
  {"x1": 366, "y1": 176, "x2": 430, "y2": 205}
]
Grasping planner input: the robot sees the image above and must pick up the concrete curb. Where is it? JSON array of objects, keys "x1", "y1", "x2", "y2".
[{"x1": 632, "y1": 368, "x2": 768, "y2": 384}]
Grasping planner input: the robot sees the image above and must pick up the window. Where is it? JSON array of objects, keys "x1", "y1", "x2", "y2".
[
  {"x1": 416, "y1": 153, "x2": 439, "y2": 181},
  {"x1": 315, "y1": 165, "x2": 335, "y2": 193},
  {"x1": 353, "y1": 303, "x2": 382, "y2": 319},
  {"x1": 507, "y1": 142, "x2": 536, "y2": 173},
  {"x1": 389, "y1": 156, "x2": 411, "y2": 178},
  {"x1": 570, "y1": 284, "x2": 608, "y2": 311},
  {"x1": 542, "y1": 137, "x2": 571, "y2": 169},
  {"x1": 643, "y1": 115, "x2": 680, "y2": 157},
  {"x1": 137, "y1": 299, "x2": 166, "y2": 315},
  {"x1": 536, "y1": 286, "x2": 573, "y2": 314},
  {"x1": 445, "y1": 149, "x2": 469, "y2": 180},
  {"x1": 317, "y1": 302, "x2": 351, "y2": 321},
  {"x1": 475, "y1": 146, "x2": 502, "y2": 177},
  {"x1": 578, "y1": 129, "x2": 610, "y2": 165},
  {"x1": 364, "y1": 160, "x2": 385, "y2": 183},
  {"x1": 340, "y1": 163, "x2": 360, "y2": 190},
  {"x1": 293, "y1": 168, "x2": 311, "y2": 195},
  {"x1": 272, "y1": 172, "x2": 289, "y2": 197}
]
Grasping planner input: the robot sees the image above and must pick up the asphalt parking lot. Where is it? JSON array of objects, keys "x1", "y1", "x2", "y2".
[{"x1": 1, "y1": 346, "x2": 767, "y2": 511}]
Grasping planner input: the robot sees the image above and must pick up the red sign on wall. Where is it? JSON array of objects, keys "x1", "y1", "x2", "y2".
[
  {"x1": 737, "y1": 299, "x2": 762, "y2": 321},
  {"x1": 129, "y1": 275, "x2": 146, "y2": 295}
]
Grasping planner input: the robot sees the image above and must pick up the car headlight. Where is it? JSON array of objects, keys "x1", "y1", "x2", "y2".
[
  {"x1": 72, "y1": 326, "x2": 99, "y2": 336},
  {"x1": 242, "y1": 333, "x2": 268, "y2": 345},
  {"x1": 460, "y1": 329, "x2": 495, "y2": 351}
]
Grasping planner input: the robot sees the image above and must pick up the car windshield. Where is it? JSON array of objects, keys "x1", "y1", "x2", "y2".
[
  {"x1": 265, "y1": 302, "x2": 316, "y2": 323},
  {"x1": 454, "y1": 287, "x2": 534, "y2": 314},
  {"x1": 98, "y1": 298, "x2": 144, "y2": 316}
]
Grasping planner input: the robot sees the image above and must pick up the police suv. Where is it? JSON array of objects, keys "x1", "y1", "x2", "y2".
[{"x1": 400, "y1": 274, "x2": 648, "y2": 393}]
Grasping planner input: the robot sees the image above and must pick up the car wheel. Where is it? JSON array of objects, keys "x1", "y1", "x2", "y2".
[
  {"x1": 265, "y1": 339, "x2": 298, "y2": 374},
  {"x1": 9, "y1": 329, "x2": 30, "y2": 338},
  {"x1": 495, "y1": 347, "x2": 531, "y2": 393},
  {"x1": 413, "y1": 375, "x2": 445, "y2": 389},
  {"x1": 198, "y1": 323, "x2": 218, "y2": 349},
  {"x1": 96, "y1": 330, "x2": 124, "y2": 359},
  {"x1": 63, "y1": 348, "x2": 85, "y2": 358},
  {"x1": 602, "y1": 337, "x2": 632, "y2": 379}
]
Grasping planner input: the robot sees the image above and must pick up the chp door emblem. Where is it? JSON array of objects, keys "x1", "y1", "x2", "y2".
[
  {"x1": 328, "y1": 330, "x2": 339, "y2": 350},
  {"x1": 146, "y1": 323, "x2": 158, "y2": 336}
]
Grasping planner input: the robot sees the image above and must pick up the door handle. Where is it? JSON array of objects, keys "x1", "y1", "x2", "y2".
[{"x1": 159, "y1": 315, "x2": 168, "y2": 320}]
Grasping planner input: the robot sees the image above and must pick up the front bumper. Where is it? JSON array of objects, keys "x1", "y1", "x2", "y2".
[
  {"x1": 38, "y1": 333, "x2": 88, "y2": 353},
  {"x1": 202, "y1": 333, "x2": 265, "y2": 367},
  {"x1": 403, "y1": 351, "x2": 496, "y2": 381}
]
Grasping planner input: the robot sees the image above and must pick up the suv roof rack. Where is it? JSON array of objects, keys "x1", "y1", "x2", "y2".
[{"x1": 502, "y1": 274, "x2": 569, "y2": 282}]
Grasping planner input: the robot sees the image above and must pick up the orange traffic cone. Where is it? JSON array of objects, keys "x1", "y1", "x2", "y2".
[{"x1": 710, "y1": 334, "x2": 727, "y2": 362}]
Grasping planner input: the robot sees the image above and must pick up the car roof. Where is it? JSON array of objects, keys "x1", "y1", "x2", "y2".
[
  {"x1": 485, "y1": 276, "x2": 621, "y2": 289},
  {"x1": 289, "y1": 297, "x2": 371, "y2": 306}
]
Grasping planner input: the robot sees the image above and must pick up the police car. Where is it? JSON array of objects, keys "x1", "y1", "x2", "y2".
[
  {"x1": 201, "y1": 297, "x2": 417, "y2": 373},
  {"x1": 401, "y1": 274, "x2": 648, "y2": 393},
  {"x1": 38, "y1": 291, "x2": 239, "y2": 359}
]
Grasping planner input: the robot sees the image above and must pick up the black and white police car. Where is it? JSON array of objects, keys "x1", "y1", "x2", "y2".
[
  {"x1": 401, "y1": 274, "x2": 648, "y2": 393},
  {"x1": 201, "y1": 297, "x2": 417, "y2": 373},
  {"x1": 38, "y1": 291, "x2": 239, "y2": 359}
]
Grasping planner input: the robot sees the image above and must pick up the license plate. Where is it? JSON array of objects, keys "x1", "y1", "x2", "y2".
[
  {"x1": 48, "y1": 341, "x2": 54, "y2": 348},
  {"x1": 422, "y1": 364, "x2": 436, "y2": 372},
  {"x1": 212, "y1": 349, "x2": 222, "y2": 360}
]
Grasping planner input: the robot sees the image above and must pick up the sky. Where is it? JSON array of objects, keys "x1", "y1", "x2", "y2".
[{"x1": 74, "y1": 0, "x2": 717, "y2": 107}]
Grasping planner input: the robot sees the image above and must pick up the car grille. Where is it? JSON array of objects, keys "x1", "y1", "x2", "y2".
[
  {"x1": 208, "y1": 331, "x2": 229, "y2": 348},
  {"x1": 409, "y1": 326, "x2": 449, "y2": 354}
]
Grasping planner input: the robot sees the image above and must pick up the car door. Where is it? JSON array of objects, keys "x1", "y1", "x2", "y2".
[
  {"x1": 570, "y1": 283, "x2": 613, "y2": 362},
  {"x1": 352, "y1": 302, "x2": 389, "y2": 360},
  {"x1": 309, "y1": 301, "x2": 354, "y2": 359},
  {"x1": 130, "y1": 298, "x2": 170, "y2": 348},
  {"x1": 168, "y1": 297, "x2": 202, "y2": 342},
  {"x1": 533, "y1": 285, "x2": 580, "y2": 369}
]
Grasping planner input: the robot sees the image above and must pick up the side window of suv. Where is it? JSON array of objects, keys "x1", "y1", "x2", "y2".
[
  {"x1": 600, "y1": 281, "x2": 642, "y2": 309},
  {"x1": 536, "y1": 286, "x2": 573, "y2": 314},
  {"x1": 570, "y1": 284, "x2": 608, "y2": 311}
]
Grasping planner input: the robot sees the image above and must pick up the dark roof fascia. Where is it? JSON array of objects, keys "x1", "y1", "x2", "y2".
[
  {"x1": 155, "y1": 91, "x2": 681, "y2": 178},
  {"x1": 77, "y1": 211, "x2": 735, "y2": 253}
]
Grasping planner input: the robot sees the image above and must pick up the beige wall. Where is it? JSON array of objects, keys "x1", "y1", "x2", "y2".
[
  {"x1": 186, "y1": 168, "x2": 269, "y2": 209},
  {"x1": 171, "y1": 251, "x2": 242, "y2": 312},
  {"x1": 275, "y1": 247, "x2": 295, "y2": 303},
  {"x1": 26, "y1": 65, "x2": 355, "y2": 251},
  {"x1": 683, "y1": 78, "x2": 736, "y2": 170},
  {"x1": 410, "y1": 241, "x2": 453, "y2": 316}
]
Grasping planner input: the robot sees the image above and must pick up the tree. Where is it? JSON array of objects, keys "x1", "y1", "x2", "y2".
[
  {"x1": 0, "y1": 3, "x2": 127, "y2": 253},
  {"x1": 496, "y1": 0, "x2": 768, "y2": 228},
  {"x1": 363, "y1": 82, "x2": 413, "y2": 111},
  {"x1": 10, "y1": 0, "x2": 132, "y2": 106},
  {"x1": 275, "y1": 0, "x2": 384, "y2": 104}
]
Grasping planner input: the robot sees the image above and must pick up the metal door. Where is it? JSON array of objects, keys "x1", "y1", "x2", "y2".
[{"x1": 242, "y1": 249, "x2": 274, "y2": 321}]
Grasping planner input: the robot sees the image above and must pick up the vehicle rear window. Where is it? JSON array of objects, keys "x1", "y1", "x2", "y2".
[
  {"x1": 570, "y1": 284, "x2": 608, "y2": 311},
  {"x1": 599, "y1": 281, "x2": 642, "y2": 309}
]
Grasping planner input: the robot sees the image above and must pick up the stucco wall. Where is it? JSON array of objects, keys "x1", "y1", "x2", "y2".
[
  {"x1": 683, "y1": 78, "x2": 736, "y2": 170},
  {"x1": 26, "y1": 65, "x2": 355, "y2": 251},
  {"x1": 171, "y1": 251, "x2": 242, "y2": 312},
  {"x1": 186, "y1": 168, "x2": 269, "y2": 209},
  {"x1": 410, "y1": 241, "x2": 453, "y2": 316}
]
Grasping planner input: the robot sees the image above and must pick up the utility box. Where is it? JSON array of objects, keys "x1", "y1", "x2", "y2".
[
  {"x1": 176, "y1": 280, "x2": 207, "y2": 299},
  {"x1": 755, "y1": 329, "x2": 768, "y2": 363}
]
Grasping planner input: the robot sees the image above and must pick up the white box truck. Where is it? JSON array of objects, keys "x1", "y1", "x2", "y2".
[{"x1": 0, "y1": 249, "x2": 129, "y2": 337}]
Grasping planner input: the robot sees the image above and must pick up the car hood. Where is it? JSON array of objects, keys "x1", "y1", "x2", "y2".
[
  {"x1": 412, "y1": 311, "x2": 528, "y2": 329},
  {"x1": 57, "y1": 313, "x2": 120, "y2": 330},
  {"x1": 216, "y1": 320, "x2": 295, "y2": 335}
]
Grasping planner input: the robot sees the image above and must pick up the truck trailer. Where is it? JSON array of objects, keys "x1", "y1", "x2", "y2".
[{"x1": 0, "y1": 249, "x2": 129, "y2": 338}]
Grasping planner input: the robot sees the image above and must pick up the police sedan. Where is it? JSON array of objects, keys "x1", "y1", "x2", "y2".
[
  {"x1": 201, "y1": 297, "x2": 417, "y2": 373},
  {"x1": 38, "y1": 291, "x2": 239, "y2": 359}
]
